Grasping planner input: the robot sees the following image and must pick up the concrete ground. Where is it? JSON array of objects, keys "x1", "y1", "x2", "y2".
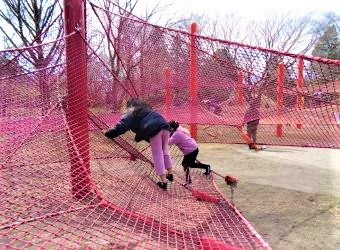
[{"x1": 199, "y1": 143, "x2": 340, "y2": 250}]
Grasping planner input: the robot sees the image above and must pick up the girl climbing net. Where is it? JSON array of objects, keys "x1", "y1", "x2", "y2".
[{"x1": 168, "y1": 120, "x2": 211, "y2": 184}]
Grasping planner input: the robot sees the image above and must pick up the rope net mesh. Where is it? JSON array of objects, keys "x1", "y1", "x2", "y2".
[
  {"x1": 87, "y1": 2, "x2": 339, "y2": 148},
  {"x1": 0, "y1": 1, "x2": 339, "y2": 249}
]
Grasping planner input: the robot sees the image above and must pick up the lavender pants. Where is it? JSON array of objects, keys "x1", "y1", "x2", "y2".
[{"x1": 149, "y1": 129, "x2": 172, "y2": 176}]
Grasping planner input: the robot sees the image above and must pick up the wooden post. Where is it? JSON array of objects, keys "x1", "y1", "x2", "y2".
[
  {"x1": 165, "y1": 67, "x2": 172, "y2": 118},
  {"x1": 237, "y1": 71, "x2": 244, "y2": 106},
  {"x1": 189, "y1": 22, "x2": 198, "y2": 140},
  {"x1": 276, "y1": 62, "x2": 284, "y2": 137},
  {"x1": 64, "y1": 0, "x2": 92, "y2": 198},
  {"x1": 296, "y1": 57, "x2": 304, "y2": 129}
]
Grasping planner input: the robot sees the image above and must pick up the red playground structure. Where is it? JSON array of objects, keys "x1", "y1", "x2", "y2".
[{"x1": 0, "y1": 0, "x2": 339, "y2": 249}]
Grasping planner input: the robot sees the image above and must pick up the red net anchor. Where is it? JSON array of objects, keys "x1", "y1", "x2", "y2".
[
  {"x1": 225, "y1": 175, "x2": 237, "y2": 203},
  {"x1": 211, "y1": 171, "x2": 238, "y2": 203},
  {"x1": 225, "y1": 175, "x2": 238, "y2": 187}
]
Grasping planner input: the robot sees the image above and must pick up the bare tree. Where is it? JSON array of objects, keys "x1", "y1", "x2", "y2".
[
  {"x1": 234, "y1": 13, "x2": 324, "y2": 107},
  {"x1": 0, "y1": 54, "x2": 21, "y2": 116},
  {"x1": 0, "y1": 0, "x2": 63, "y2": 114},
  {"x1": 171, "y1": 13, "x2": 210, "y2": 34},
  {"x1": 312, "y1": 12, "x2": 340, "y2": 37},
  {"x1": 172, "y1": 12, "x2": 249, "y2": 44},
  {"x1": 87, "y1": 0, "x2": 180, "y2": 109},
  {"x1": 249, "y1": 12, "x2": 318, "y2": 54}
]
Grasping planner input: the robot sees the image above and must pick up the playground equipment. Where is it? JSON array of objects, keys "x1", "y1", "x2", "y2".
[{"x1": 1, "y1": 0, "x2": 339, "y2": 249}]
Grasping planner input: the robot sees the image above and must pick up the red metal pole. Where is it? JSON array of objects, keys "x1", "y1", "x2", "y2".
[
  {"x1": 64, "y1": 0, "x2": 92, "y2": 198},
  {"x1": 276, "y1": 62, "x2": 284, "y2": 137},
  {"x1": 296, "y1": 57, "x2": 304, "y2": 129},
  {"x1": 165, "y1": 67, "x2": 172, "y2": 118},
  {"x1": 237, "y1": 71, "x2": 244, "y2": 105},
  {"x1": 189, "y1": 22, "x2": 198, "y2": 140}
]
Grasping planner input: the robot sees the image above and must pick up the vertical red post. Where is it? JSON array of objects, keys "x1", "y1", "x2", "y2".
[
  {"x1": 237, "y1": 71, "x2": 244, "y2": 106},
  {"x1": 276, "y1": 62, "x2": 284, "y2": 137},
  {"x1": 189, "y1": 22, "x2": 198, "y2": 140},
  {"x1": 64, "y1": 0, "x2": 92, "y2": 198},
  {"x1": 165, "y1": 67, "x2": 172, "y2": 118},
  {"x1": 296, "y1": 57, "x2": 304, "y2": 129}
]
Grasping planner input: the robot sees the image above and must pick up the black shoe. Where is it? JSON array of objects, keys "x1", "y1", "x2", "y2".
[
  {"x1": 166, "y1": 174, "x2": 174, "y2": 182},
  {"x1": 157, "y1": 182, "x2": 167, "y2": 190},
  {"x1": 204, "y1": 165, "x2": 211, "y2": 175}
]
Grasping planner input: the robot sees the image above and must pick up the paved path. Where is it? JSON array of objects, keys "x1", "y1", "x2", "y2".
[{"x1": 199, "y1": 144, "x2": 340, "y2": 197}]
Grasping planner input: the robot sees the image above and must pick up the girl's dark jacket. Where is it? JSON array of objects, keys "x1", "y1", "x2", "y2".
[{"x1": 105, "y1": 107, "x2": 170, "y2": 142}]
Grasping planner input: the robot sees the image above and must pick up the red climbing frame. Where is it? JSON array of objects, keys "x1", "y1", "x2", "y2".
[
  {"x1": 1, "y1": 0, "x2": 340, "y2": 249},
  {"x1": 64, "y1": 0, "x2": 92, "y2": 198}
]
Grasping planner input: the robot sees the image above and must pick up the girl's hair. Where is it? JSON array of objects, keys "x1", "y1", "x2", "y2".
[
  {"x1": 126, "y1": 97, "x2": 152, "y2": 115},
  {"x1": 169, "y1": 120, "x2": 179, "y2": 131},
  {"x1": 126, "y1": 97, "x2": 151, "y2": 109}
]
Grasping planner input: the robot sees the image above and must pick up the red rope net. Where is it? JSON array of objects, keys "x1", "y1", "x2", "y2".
[
  {"x1": 0, "y1": 1, "x2": 339, "y2": 249},
  {"x1": 87, "y1": 2, "x2": 340, "y2": 148}
]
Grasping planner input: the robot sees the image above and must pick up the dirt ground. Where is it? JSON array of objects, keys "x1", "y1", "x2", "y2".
[{"x1": 198, "y1": 143, "x2": 340, "y2": 250}]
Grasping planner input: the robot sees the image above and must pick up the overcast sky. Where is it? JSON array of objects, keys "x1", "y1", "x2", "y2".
[
  {"x1": 138, "y1": 0, "x2": 340, "y2": 21},
  {"x1": 178, "y1": 0, "x2": 340, "y2": 17},
  {"x1": 0, "y1": 0, "x2": 338, "y2": 50}
]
